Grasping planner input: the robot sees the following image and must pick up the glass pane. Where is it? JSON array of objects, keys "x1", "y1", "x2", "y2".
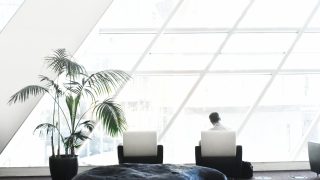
[
  {"x1": 292, "y1": 34, "x2": 320, "y2": 53},
  {"x1": 118, "y1": 75, "x2": 198, "y2": 131},
  {"x1": 161, "y1": 75, "x2": 269, "y2": 163},
  {"x1": 222, "y1": 33, "x2": 295, "y2": 53},
  {"x1": 211, "y1": 54, "x2": 283, "y2": 71},
  {"x1": 308, "y1": 6, "x2": 320, "y2": 28},
  {"x1": 138, "y1": 34, "x2": 226, "y2": 70},
  {"x1": 241, "y1": 75, "x2": 320, "y2": 162},
  {"x1": 283, "y1": 33, "x2": 320, "y2": 70},
  {"x1": 76, "y1": 34, "x2": 154, "y2": 71},
  {"x1": 239, "y1": 0, "x2": 318, "y2": 28},
  {"x1": 168, "y1": 0, "x2": 250, "y2": 28},
  {"x1": 150, "y1": 34, "x2": 226, "y2": 54},
  {"x1": 99, "y1": 0, "x2": 177, "y2": 28},
  {"x1": 78, "y1": 124, "x2": 120, "y2": 166},
  {"x1": 138, "y1": 54, "x2": 212, "y2": 71},
  {"x1": 283, "y1": 53, "x2": 320, "y2": 70}
]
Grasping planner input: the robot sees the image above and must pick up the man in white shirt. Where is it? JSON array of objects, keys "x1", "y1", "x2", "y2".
[
  {"x1": 199, "y1": 112, "x2": 229, "y2": 145},
  {"x1": 209, "y1": 112, "x2": 228, "y2": 130}
]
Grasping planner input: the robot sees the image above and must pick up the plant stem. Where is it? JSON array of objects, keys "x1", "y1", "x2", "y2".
[
  {"x1": 57, "y1": 94, "x2": 60, "y2": 157},
  {"x1": 75, "y1": 103, "x2": 95, "y2": 130},
  {"x1": 48, "y1": 92, "x2": 71, "y2": 133},
  {"x1": 65, "y1": 146, "x2": 68, "y2": 155},
  {"x1": 51, "y1": 135, "x2": 55, "y2": 157},
  {"x1": 51, "y1": 96, "x2": 56, "y2": 157}
]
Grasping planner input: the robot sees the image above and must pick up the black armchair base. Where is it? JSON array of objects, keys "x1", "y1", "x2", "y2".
[
  {"x1": 118, "y1": 145, "x2": 163, "y2": 164},
  {"x1": 195, "y1": 145, "x2": 242, "y2": 178}
]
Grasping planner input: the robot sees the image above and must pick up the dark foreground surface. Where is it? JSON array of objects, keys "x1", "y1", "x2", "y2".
[
  {"x1": 73, "y1": 163, "x2": 227, "y2": 180},
  {"x1": 0, "y1": 170, "x2": 318, "y2": 179}
]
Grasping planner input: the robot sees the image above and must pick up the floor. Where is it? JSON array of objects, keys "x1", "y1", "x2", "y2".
[
  {"x1": 0, "y1": 171, "x2": 319, "y2": 180},
  {"x1": 249, "y1": 171, "x2": 319, "y2": 180}
]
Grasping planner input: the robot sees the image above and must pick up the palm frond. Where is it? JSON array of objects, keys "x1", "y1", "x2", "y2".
[
  {"x1": 64, "y1": 131, "x2": 90, "y2": 149},
  {"x1": 84, "y1": 70, "x2": 130, "y2": 97},
  {"x1": 65, "y1": 78, "x2": 96, "y2": 101},
  {"x1": 79, "y1": 120, "x2": 95, "y2": 132},
  {"x1": 8, "y1": 85, "x2": 48, "y2": 105},
  {"x1": 64, "y1": 81, "x2": 83, "y2": 95},
  {"x1": 38, "y1": 75, "x2": 54, "y2": 85},
  {"x1": 65, "y1": 95, "x2": 81, "y2": 126},
  {"x1": 38, "y1": 75, "x2": 63, "y2": 96},
  {"x1": 46, "y1": 48, "x2": 86, "y2": 78},
  {"x1": 93, "y1": 99, "x2": 127, "y2": 136},
  {"x1": 83, "y1": 88, "x2": 96, "y2": 102},
  {"x1": 74, "y1": 131, "x2": 90, "y2": 141},
  {"x1": 33, "y1": 123, "x2": 56, "y2": 137}
]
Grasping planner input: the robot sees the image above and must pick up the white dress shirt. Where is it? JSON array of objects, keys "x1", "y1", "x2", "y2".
[{"x1": 209, "y1": 122, "x2": 228, "y2": 131}]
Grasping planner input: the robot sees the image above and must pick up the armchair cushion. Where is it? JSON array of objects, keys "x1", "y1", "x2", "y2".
[
  {"x1": 123, "y1": 131, "x2": 157, "y2": 157},
  {"x1": 201, "y1": 131, "x2": 236, "y2": 157},
  {"x1": 118, "y1": 131, "x2": 163, "y2": 164}
]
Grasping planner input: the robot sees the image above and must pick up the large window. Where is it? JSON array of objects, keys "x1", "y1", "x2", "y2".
[{"x1": 1, "y1": 0, "x2": 320, "y2": 166}]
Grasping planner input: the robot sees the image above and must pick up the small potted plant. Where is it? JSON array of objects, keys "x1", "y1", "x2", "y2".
[{"x1": 8, "y1": 49, "x2": 130, "y2": 180}]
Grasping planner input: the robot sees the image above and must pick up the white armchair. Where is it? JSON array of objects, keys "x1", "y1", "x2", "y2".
[
  {"x1": 118, "y1": 131, "x2": 163, "y2": 164},
  {"x1": 201, "y1": 131, "x2": 236, "y2": 157},
  {"x1": 195, "y1": 130, "x2": 242, "y2": 178}
]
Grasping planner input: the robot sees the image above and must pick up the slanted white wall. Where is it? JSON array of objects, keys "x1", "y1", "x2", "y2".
[{"x1": 0, "y1": 0, "x2": 113, "y2": 153}]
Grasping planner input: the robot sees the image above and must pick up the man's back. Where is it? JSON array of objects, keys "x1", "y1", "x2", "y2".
[{"x1": 209, "y1": 122, "x2": 228, "y2": 131}]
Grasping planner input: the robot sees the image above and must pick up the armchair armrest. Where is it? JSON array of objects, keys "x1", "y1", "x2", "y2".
[
  {"x1": 235, "y1": 145, "x2": 242, "y2": 176},
  {"x1": 118, "y1": 145, "x2": 125, "y2": 164},
  {"x1": 195, "y1": 146, "x2": 202, "y2": 165}
]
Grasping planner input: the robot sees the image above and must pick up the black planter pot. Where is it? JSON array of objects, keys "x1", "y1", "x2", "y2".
[{"x1": 49, "y1": 155, "x2": 78, "y2": 180}]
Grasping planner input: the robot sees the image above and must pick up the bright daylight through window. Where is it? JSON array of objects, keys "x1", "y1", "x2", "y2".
[{"x1": 1, "y1": 0, "x2": 320, "y2": 167}]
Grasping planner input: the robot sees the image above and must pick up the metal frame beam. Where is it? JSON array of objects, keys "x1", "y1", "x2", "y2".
[
  {"x1": 132, "y1": 69, "x2": 320, "y2": 75},
  {"x1": 89, "y1": 52, "x2": 320, "y2": 56},
  {"x1": 99, "y1": 27, "x2": 320, "y2": 34},
  {"x1": 236, "y1": 0, "x2": 320, "y2": 136}
]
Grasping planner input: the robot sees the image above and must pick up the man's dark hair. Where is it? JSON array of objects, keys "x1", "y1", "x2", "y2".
[{"x1": 209, "y1": 112, "x2": 220, "y2": 124}]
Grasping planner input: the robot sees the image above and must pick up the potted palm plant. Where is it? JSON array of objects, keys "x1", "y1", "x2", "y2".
[{"x1": 8, "y1": 49, "x2": 130, "y2": 180}]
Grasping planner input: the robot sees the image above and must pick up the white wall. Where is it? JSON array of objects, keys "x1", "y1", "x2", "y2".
[{"x1": 0, "y1": 0, "x2": 113, "y2": 153}]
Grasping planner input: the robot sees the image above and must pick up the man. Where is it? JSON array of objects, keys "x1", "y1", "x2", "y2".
[
  {"x1": 209, "y1": 112, "x2": 228, "y2": 130},
  {"x1": 199, "y1": 112, "x2": 229, "y2": 145}
]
